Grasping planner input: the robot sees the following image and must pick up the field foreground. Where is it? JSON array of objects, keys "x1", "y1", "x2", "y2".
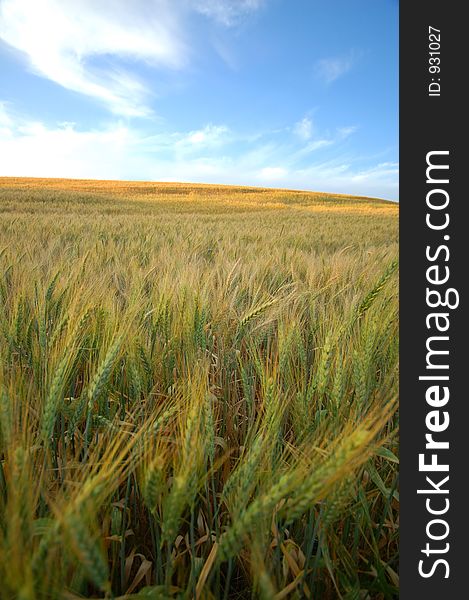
[{"x1": 0, "y1": 178, "x2": 398, "y2": 599}]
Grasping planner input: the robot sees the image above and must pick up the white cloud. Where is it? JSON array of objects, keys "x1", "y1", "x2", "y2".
[
  {"x1": 293, "y1": 116, "x2": 313, "y2": 141},
  {"x1": 289, "y1": 159, "x2": 398, "y2": 199},
  {"x1": 0, "y1": 110, "x2": 137, "y2": 178},
  {"x1": 193, "y1": 0, "x2": 266, "y2": 26},
  {"x1": 258, "y1": 166, "x2": 288, "y2": 181},
  {"x1": 0, "y1": 101, "x2": 14, "y2": 137},
  {"x1": 0, "y1": 0, "x2": 188, "y2": 116},
  {"x1": 0, "y1": 101, "x2": 12, "y2": 124},
  {"x1": 349, "y1": 162, "x2": 399, "y2": 182},
  {"x1": 0, "y1": 105, "x2": 398, "y2": 200},
  {"x1": 315, "y1": 51, "x2": 358, "y2": 84},
  {"x1": 290, "y1": 123, "x2": 356, "y2": 160},
  {"x1": 337, "y1": 125, "x2": 358, "y2": 138},
  {"x1": 179, "y1": 124, "x2": 230, "y2": 147},
  {"x1": 297, "y1": 137, "x2": 335, "y2": 155},
  {"x1": 0, "y1": 0, "x2": 267, "y2": 116}
]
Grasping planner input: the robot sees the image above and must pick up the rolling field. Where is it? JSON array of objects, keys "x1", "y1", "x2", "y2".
[{"x1": 0, "y1": 178, "x2": 399, "y2": 599}]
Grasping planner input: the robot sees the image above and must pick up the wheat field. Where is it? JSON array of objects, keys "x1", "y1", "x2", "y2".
[{"x1": 0, "y1": 178, "x2": 398, "y2": 599}]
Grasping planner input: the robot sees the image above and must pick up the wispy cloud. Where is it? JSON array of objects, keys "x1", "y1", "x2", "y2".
[
  {"x1": 258, "y1": 166, "x2": 288, "y2": 181},
  {"x1": 0, "y1": 105, "x2": 397, "y2": 199},
  {"x1": 315, "y1": 51, "x2": 359, "y2": 84},
  {"x1": 290, "y1": 118, "x2": 357, "y2": 160},
  {"x1": 193, "y1": 0, "x2": 266, "y2": 26},
  {"x1": 0, "y1": 0, "x2": 188, "y2": 116},
  {"x1": 337, "y1": 125, "x2": 358, "y2": 138},
  {"x1": 0, "y1": 101, "x2": 14, "y2": 137},
  {"x1": 293, "y1": 116, "x2": 314, "y2": 141},
  {"x1": 0, "y1": 0, "x2": 267, "y2": 116},
  {"x1": 178, "y1": 124, "x2": 230, "y2": 148}
]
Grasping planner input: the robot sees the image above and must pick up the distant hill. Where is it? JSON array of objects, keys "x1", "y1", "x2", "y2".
[{"x1": 0, "y1": 177, "x2": 398, "y2": 214}]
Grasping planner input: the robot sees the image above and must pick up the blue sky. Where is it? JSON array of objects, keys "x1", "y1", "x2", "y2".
[{"x1": 0, "y1": 0, "x2": 398, "y2": 199}]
